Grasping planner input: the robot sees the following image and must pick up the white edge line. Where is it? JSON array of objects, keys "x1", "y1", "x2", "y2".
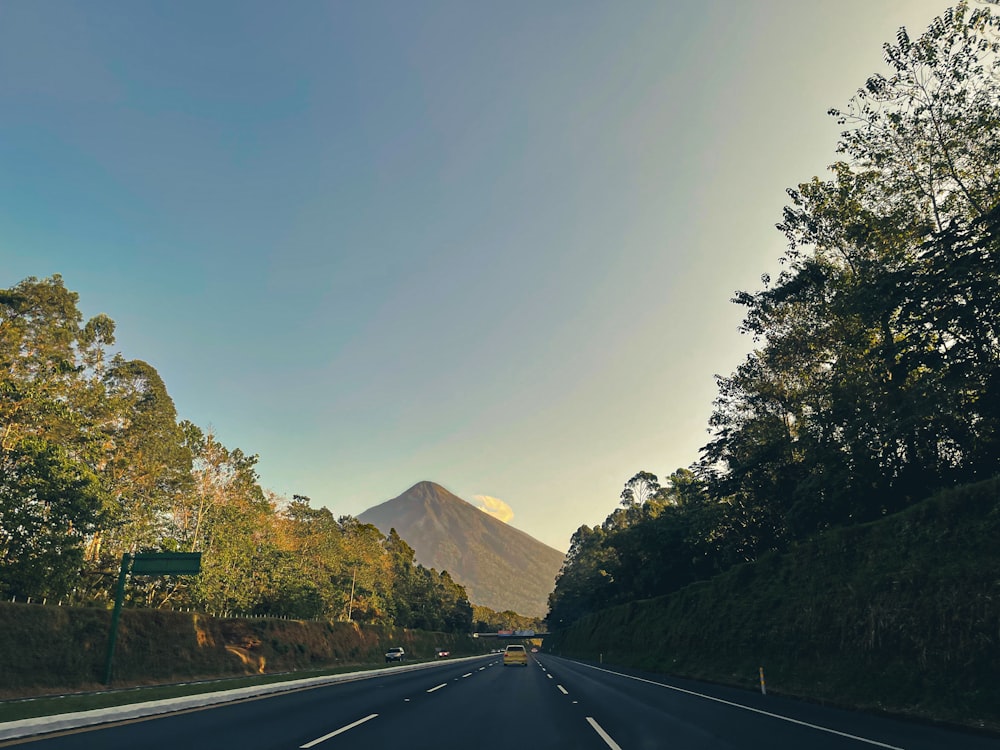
[
  {"x1": 586, "y1": 717, "x2": 624, "y2": 750},
  {"x1": 557, "y1": 685, "x2": 569, "y2": 695},
  {"x1": 426, "y1": 683, "x2": 448, "y2": 693},
  {"x1": 576, "y1": 663, "x2": 904, "y2": 750},
  {"x1": 300, "y1": 713, "x2": 378, "y2": 748}
]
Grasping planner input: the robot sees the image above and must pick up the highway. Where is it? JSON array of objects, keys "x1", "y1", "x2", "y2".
[{"x1": 5, "y1": 654, "x2": 998, "y2": 749}]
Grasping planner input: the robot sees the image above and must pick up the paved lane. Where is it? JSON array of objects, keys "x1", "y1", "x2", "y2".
[
  {"x1": 5, "y1": 654, "x2": 998, "y2": 749},
  {"x1": 535, "y1": 656, "x2": 1000, "y2": 750}
]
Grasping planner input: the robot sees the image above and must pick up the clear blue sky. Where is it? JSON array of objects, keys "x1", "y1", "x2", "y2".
[{"x1": 2, "y1": 1, "x2": 951, "y2": 551}]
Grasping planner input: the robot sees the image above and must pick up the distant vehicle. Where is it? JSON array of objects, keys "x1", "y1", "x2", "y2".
[
  {"x1": 530, "y1": 647, "x2": 539, "y2": 653},
  {"x1": 385, "y1": 647, "x2": 405, "y2": 663},
  {"x1": 435, "y1": 648, "x2": 450, "y2": 658},
  {"x1": 503, "y1": 644, "x2": 528, "y2": 667}
]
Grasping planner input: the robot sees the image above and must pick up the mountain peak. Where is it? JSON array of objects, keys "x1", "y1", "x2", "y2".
[
  {"x1": 403, "y1": 480, "x2": 459, "y2": 500},
  {"x1": 358, "y1": 482, "x2": 564, "y2": 617}
]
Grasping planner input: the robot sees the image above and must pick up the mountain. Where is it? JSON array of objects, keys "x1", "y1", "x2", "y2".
[{"x1": 357, "y1": 481, "x2": 566, "y2": 618}]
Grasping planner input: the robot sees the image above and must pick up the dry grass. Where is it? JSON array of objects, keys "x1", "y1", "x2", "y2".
[{"x1": 0, "y1": 605, "x2": 486, "y2": 702}]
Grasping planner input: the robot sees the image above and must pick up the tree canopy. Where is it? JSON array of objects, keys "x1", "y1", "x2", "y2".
[
  {"x1": 0, "y1": 276, "x2": 474, "y2": 631},
  {"x1": 549, "y1": 2, "x2": 1000, "y2": 628}
]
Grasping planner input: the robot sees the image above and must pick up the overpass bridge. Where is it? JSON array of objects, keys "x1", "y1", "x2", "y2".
[{"x1": 472, "y1": 630, "x2": 550, "y2": 639}]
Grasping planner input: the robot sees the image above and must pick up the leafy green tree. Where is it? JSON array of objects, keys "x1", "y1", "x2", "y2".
[
  {"x1": 704, "y1": 1, "x2": 1000, "y2": 541},
  {"x1": 619, "y1": 471, "x2": 661, "y2": 509},
  {"x1": 166, "y1": 427, "x2": 277, "y2": 613},
  {"x1": 271, "y1": 495, "x2": 348, "y2": 617},
  {"x1": 0, "y1": 276, "x2": 116, "y2": 600},
  {"x1": 0, "y1": 437, "x2": 106, "y2": 599},
  {"x1": 546, "y1": 524, "x2": 615, "y2": 627},
  {"x1": 94, "y1": 358, "x2": 192, "y2": 562}
]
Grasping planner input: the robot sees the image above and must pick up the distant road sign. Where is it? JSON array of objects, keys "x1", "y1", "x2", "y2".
[{"x1": 131, "y1": 552, "x2": 202, "y2": 575}]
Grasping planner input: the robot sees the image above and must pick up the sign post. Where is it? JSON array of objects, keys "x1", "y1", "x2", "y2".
[{"x1": 103, "y1": 552, "x2": 201, "y2": 685}]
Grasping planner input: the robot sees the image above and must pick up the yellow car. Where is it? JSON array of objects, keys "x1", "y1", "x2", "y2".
[{"x1": 502, "y1": 644, "x2": 528, "y2": 666}]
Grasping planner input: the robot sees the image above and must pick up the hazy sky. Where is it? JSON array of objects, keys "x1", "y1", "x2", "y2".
[{"x1": 2, "y1": 1, "x2": 954, "y2": 551}]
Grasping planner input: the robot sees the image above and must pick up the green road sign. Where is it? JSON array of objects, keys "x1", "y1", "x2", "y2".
[
  {"x1": 131, "y1": 552, "x2": 202, "y2": 575},
  {"x1": 104, "y1": 552, "x2": 202, "y2": 684}
]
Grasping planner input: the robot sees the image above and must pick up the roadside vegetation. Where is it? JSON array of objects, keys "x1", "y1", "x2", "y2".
[
  {"x1": 0, "y1": 603, "x2": 490, "y2": 720},
  {"x1": 548, "y1": 2, "x2": 1000, "y2": 632},
  {"x1": 544, "y1": 3, "x2": 1000, "y2": 730},
  {"x1": 0, "y1": 289, "x2": 480, "y2": 631},
  {"x1": 546, "y1": 478, "x2": 1000, "y2": 731}
]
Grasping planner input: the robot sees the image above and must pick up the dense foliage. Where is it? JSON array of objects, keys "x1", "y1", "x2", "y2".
[
  {"x1": 0, "y1": 277, "x2": 472, "y2": 631},
  {"x1": 548, "y1": 2, "x2": 1000, "y2": 627}
]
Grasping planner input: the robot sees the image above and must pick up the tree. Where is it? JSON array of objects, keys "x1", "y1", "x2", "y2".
[
  {"x1": 0, "y1": 437, "x2": 106, "y2": 599},
  {"x1": 619, "y1": 471, "x2": 661, "y2": 508},
  {"x1": 94, "y1": 358, "x2": 192, "y2": 563},
  {"x1": 704, "y1": 1, "x2": 1000, "y2": 540},
  {"x1": 0, "y1": 276, "x2": 116, "y2": 601},
  {"x1": 546, "y1": 524, "x2": 615, "y2": 627}
]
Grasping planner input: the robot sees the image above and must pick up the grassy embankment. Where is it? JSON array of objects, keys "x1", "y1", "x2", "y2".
[
  {"x1": 0, "y1": 604, "x2": 486, "y2": 719},
  {"x1": 545, "y1": 477, "x2": 1000, "y2": 732}
]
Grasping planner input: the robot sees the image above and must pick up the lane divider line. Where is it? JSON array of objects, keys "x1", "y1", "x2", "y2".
[
  {"x1": 557, "y1": 685, "x2": 569, "y2": 695},
  {"x1": 462, "y1": 673, "x2": 473, "y2": 678},
  {"x1": 300, "y1": 714, "x2": 378, "y2": 748},
  {"x1": 586, "y1": 717, "x2": 624, "y2": 750},
  {"x1": 575, "y1": 663, "x2": 904, "y2": 750},
  {"x1": 426, "y1": 683, "x2": 447, "y2": 693}
]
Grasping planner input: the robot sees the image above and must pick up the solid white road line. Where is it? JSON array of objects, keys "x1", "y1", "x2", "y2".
[
  {"x1": 426, "y1": 683, "x2": 448, "y2": 693},
  {"x1": 576, "y1": 663, "x2": 904, "y2": 750},
  {"x1": 300, "y1": 714, "x2": 378, "y2": 748},
  {"x1": 557, "y1": 685, "x2": 569, "y2": 695},
  {"x1": 586, "y1": 717, "x2": 624, "y2": 750}
]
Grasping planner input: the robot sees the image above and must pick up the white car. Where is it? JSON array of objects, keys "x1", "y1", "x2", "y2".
[{"x1": 385, "y1": 647, "x2": 405, "y2": 663}]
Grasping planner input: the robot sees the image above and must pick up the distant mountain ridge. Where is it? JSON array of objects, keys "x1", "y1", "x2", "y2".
[{"x1": 357, "y1": 481, "x2": 565, "y2": 618}]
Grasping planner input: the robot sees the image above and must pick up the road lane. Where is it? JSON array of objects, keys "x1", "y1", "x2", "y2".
[
  {"x1": 6, "y1": 653, "x2": 998, "y2": 749},
  {"x1": 309, "y1": 653, "x2": 613, "y2": 750},
  {"x1": 536, "y1": 655, "x2": 1000, "y2": 750},
  {"x1": 4, "y1": 657, "x2": 500, "y2": 750}
]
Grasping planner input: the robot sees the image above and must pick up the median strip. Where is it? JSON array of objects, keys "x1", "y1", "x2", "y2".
[{"x1": 300, "y1": 714, "x2": 378, "y2": 748}]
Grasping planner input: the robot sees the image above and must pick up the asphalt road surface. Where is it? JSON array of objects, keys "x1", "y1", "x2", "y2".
[{"x1": 5, "y1": 654, "x2": 998, "y2": 749}]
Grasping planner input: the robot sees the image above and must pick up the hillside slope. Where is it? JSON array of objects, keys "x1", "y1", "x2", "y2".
[
  {"x1": 545, "y1": 477, "x2": 1000, "y2": 731},
  {"x1": 358, "y1": 481, "x2": 565, "y2": 617}
]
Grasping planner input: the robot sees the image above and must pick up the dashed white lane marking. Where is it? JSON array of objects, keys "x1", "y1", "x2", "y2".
[
  {"x1": 586, "y1": 717, "x2": 624, "y2": 750},
  {"x1": 546, "y1": 674, "x2": 553, "y2": 680},
  {"x1": 300, "y1": 714, "x2": 378, "y2": 748},
  {"x1": 426, "y1": 683, "x2": 448, "y2": 693},
  {"x1": 462, "y1": 673, "x2": 473, "y2": 678},
  {"x1": 576, "y1": 663, "x2": 904, "y2": 750},
  {"x1": 557, "y1": 685, "x2": 569, "y2": 695}
]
